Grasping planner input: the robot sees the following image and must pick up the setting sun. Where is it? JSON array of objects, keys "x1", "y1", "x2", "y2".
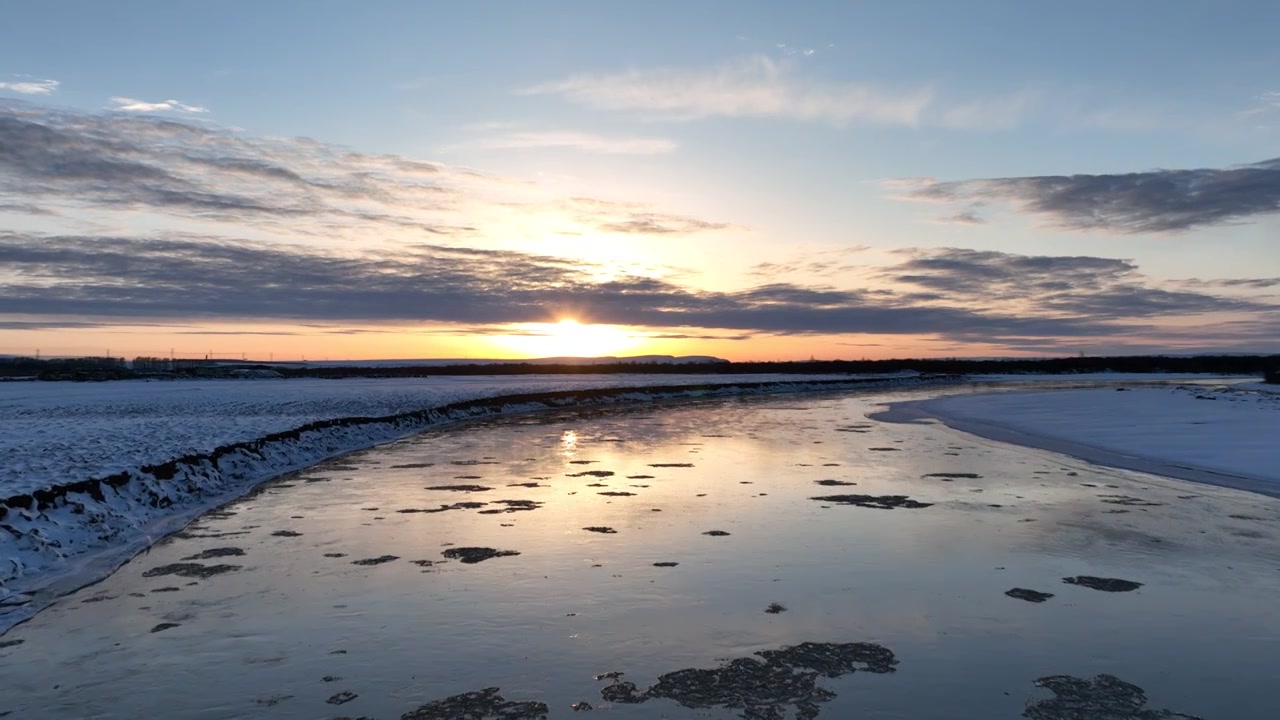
[{"x1": 491, "y1": 319, "x2": 641, "y2": 358}]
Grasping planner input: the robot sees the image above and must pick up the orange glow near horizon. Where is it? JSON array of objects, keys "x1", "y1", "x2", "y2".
[
  {"x1": 490, "y1": 319, "x2": 643, "y2": 358},
  {"x1": 0, "y1": 322, "x2": 1053, "y2": 363}
]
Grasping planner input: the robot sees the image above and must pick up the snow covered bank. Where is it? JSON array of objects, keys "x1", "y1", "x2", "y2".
[
  {"x1": 876, "y1": 384, "x2": 1280, "y2": 496},
  {"x1": 0, "y1": 373, "x2": 956, "y2": 629},
  {"x1": 968, "y1": 372, "x2": 1256, "y2": 384},
  {"x1": 0, "y1": 373, "x2": 890, "y2": 494}
]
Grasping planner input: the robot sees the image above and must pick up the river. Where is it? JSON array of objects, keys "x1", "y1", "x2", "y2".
[{"x1": 2, "y1": 385, "x2": 1277, "y2": 719}]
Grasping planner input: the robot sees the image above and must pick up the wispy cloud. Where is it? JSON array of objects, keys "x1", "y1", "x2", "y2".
[
  {"x1": 522, "y1": 55, "x2": 935, "y2": 126},
  {"x1": 893, "y1": 157, "x2": 1280, "y2": 233},
  {"x1": 108, "y1": 97, "x2": 208, "y2": 113},
  {"x1": 464, "y1": 130, "x2": 677, "y2": 155},
  {"x1": 0, "y1": 101, "x2": 730, "y2": 244},
  {"x1": 0, "y1": 77, "x2": 58, "y2": 95},
  {"x1": 932, "y1": 205, "x2": 986, "y2": 225},
  {"x1": 936, "y1": 90, "x2": 1040, "y2": 131},
  {"x1": 1240, "y1": 91, "x2": 1280, "y2": 119}
]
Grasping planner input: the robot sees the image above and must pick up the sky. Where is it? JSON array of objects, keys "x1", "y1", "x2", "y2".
[{"x1": 1, "y1": 0, "x2": 1278, "y2": 362}]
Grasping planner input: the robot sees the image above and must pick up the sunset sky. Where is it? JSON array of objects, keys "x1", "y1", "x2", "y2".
[{"x1": 2, "y1": 1, "x2": 1278, "y2": 361}]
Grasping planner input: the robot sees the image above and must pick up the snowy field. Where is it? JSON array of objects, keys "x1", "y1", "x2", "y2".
[
  {"x1": 880, "y1": 383, "x2": 1280, "y2": 495},
  {"x1": 0, "y1": 373, "x2": 864, "y2": 494}
]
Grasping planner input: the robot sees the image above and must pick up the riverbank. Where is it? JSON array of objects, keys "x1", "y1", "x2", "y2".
[{"x1": 874, "y1": 383, "x2": 1280, "y2": 498}]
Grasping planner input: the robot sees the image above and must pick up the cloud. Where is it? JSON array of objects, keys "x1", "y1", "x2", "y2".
[
  {"x1": 0, "y1": 101, "x2": 726, "y2": 241},
  {"x1": 522, "y1": 55, "x2": 935, "y2": 126},
  {"x1": 5, "y1": 233, "x2": 1273, "y2": 353},
  {"x1": 1178, "y1": 276, "x2": 1280, "y2": 290},
  {"x1": 641, "y1": 333, "x2": 753, "y2": 341},
  {"x1": 597, "y1": 215, "x2": 730, "y2": 234},
  {"x1": 514, "y1": 196, "x2": 733, "y2": 235},
  {"x1": 885, "y1": 247, "x2": 1264, "y2": 319},
  {"x1": 746, "y1": 247, "x2": 872, "y2": 279},
  {"x1": 0, "y1": 78, "x2": 58, "y2": 95},
  {"x1": 1240, "y1": 91, "x2": 1280, "y2": 119},
  {"x1": 108, "y1": 97, "x2": 208, "y2": 113},
  {"x1": 933, "y1": 207, "x2": 986, "y2": 225},
  {"x1": 894, "y1": 157, "x2": 1280, "y2": 233},
  {"x1": 465, "y1": 130, "x2": 676, "y2": 155},
  {"x1": 1, "y1": 100, "x2": 1275, "y2": 354},
  {"x1": 936, "y1": 90, "x2": 1039, "y2": 131}
]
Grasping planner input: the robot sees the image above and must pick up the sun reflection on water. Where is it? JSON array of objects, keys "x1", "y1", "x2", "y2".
[{"x1": 560, "y1": 429, "x2": 578, "y2": 456}]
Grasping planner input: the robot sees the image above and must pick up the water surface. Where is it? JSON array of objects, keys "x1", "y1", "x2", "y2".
[{"x1": 2, "y1": 387, "x2": 1277, "y2": 719}]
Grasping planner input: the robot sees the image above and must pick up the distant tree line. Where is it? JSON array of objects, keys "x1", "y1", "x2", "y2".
[
  {"x1": 2, "y1": 353, "x2": 1276, "y2": 382},
  {"x1": 0, "y1": 356, "x2": 129, "y2": 381},
  {"x1": 277, "y1": 354, "x2": 1280, "y2": 379}
]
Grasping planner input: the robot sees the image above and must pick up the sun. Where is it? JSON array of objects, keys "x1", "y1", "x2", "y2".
[{"x1": 490, "y1": 319, "x2": 641, "y2": 358}]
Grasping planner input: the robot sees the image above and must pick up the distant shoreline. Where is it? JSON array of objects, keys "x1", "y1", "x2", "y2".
[{"x1": 2, "y1": 351, "x2": 1275, "y2": 382}]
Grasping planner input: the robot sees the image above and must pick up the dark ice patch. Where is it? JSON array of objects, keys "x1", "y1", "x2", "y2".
[
  {"x1": 811, "y1": 494, "x2": 932, "y2": 510},
  {"x1": 142, "y1": 563, "x2": 240, "y2": 579},
  {"x1": 477, "y1": 499, "x2": 543, "y2": 514},
  {"x1": 325, "y1": 690, "x2": 358, "y2": 705},
  {"x1": 425, "y1": 484, "x2": 492, "y2": 492},
  {"x1": 398, "y1": 501, "x2": 488, "y2": 514},
  {"x1": 598, "y1": 641, "x2": 896, "y2": 718},
  {"x1": 1006, "y1": 588, "x2": 1054, "y2": 603},
  {"x1": 1023, "y1": 674, "x2": 1202, "y2": 720},
  {"x1": 814, "y1": 479, "x2": 857, "y2": 486},
  {"x1": 441, "y1": 547, "x2": 520, "y2": 564},
  {"x1": 351, "y1": 555, "x2": 400, "y2": 566},
  {"x1": 401, "y1": 687, "x2": 548, "y2": 720},
  {"x1": 1099, "y1": 495, "x2": 1163, "y2": 507},
  {"x1": 1062, "y1": 576, "x2": 1143, "y2": 592},
  {"x1": 180, "y1": 547, "x2": 245, "y2": 561}
]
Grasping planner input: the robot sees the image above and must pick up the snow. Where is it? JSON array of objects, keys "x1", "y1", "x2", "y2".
[
  {"x1": 880, "y1": 383, "x2": 1280, "y2": 495},
  {"x1": 968, "y1": 372, "x2": 1257, "y2": 383},
  {"x1": 1234, "y1": 381, "x2": 1280, "y2": 394},
  {"x1": 0, "y1": 374, "x2": 850, "y2": 495},
  {"x1": 0, "y1": 372, "x2": 954, "y2": 622}
]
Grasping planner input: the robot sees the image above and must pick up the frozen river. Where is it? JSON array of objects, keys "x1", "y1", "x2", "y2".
[{"x1": 2, "y1": 386, "x2": 1277, "y2": 719}]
